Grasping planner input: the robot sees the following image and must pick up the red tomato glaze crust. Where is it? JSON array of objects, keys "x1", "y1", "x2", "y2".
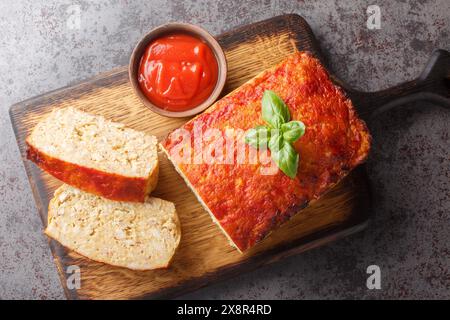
[{"x1": 161, "y1": 52, "x2": 371, "y2": 251}]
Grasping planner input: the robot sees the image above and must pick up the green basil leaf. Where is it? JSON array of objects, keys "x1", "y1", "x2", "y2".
[
  {"x1": 269, "y1": 114, "x2": 285, "y2": 129},
  {"x1": 262, "y1": 90, "x2": 290, "y2": 128},
  {"x1": 281, "y1": 121, "x2": 306, "y2": 143},
  {"x1": 268, "y1": 129, "x2": 282, "y2": 151},
  {"x1": 245, "y1": 125, "x2": 271, "y2": 149},
  {"x1": 270, "y1": 139, "x2": 299, "y2": 179}
]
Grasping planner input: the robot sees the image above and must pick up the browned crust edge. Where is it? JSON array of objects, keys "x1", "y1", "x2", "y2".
[{"x1": 26, "y1": 140, "x2": 158, "y2": 202}]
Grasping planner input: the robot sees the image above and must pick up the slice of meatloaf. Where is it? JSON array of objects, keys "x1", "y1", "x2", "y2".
[
  {"x1": 46, "y1": 184, "x2": 181, "y2": 270},
  {"x1": 26, "y1": 107, "x2": 158, "y2": 202}
]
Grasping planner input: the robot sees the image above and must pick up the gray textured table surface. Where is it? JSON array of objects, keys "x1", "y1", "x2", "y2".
[{"x1": 0, "y1": 0, "x2": 449, "y2": 299}]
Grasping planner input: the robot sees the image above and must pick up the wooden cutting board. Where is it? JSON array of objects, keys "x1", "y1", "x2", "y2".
[{"x1": 10, "y1": 14, "x2": 372, "y2": 300}]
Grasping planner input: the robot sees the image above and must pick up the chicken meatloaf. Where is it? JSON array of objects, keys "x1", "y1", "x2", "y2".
[
  {"x1": 45, "y1": 184, "x2": 181, "y2": 270},
  {"x1": 161, "y1": 52, "x2": 371, "y2": 252},
  {"x1": 26, "y1": 107, "x2": 159, "y2": 202}
]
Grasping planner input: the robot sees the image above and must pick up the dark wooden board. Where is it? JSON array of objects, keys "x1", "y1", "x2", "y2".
[{"x1": 11, "y1": 14, "x2": 448, "y2": 300}]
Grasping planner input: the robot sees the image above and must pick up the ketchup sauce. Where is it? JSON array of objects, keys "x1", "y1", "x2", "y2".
[{"x1": 138, "y1": 33, "x2": 219, "y2": 112}]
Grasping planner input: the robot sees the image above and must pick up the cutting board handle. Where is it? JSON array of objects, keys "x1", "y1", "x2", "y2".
[{"x1": 345, "y1": 49, "x2": 450, "y2": 122}]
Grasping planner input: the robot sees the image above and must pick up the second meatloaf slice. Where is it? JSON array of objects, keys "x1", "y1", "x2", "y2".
[
  {"x1": 27, "y1": 107, "x2": 158, "y2": 202},
  {"x1": 45, "y1": 184, "x2": 181, "y2": 270}
]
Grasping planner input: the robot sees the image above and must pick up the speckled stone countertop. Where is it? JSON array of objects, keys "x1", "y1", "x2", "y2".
[{"x1": 0, "y1": 0, "x2": 448, "y2": 299}]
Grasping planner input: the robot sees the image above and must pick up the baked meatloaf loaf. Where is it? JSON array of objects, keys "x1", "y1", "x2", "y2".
[
  {"x1": 161, "y1": 52, "x2": 371, "y2": 252},
  {"x1": 27, "y1": 107, "x2": 159, "y2": 202},
  {"x1": 46, "y1": 184, "x2": 181, "y2": 270}
]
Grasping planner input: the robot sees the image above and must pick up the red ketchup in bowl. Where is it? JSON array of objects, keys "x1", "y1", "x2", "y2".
[{"x1": 138, "y1": 33, "x2": 219, "y2": 112}]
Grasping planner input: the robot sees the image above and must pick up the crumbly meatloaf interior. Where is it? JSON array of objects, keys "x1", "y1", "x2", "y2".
[
  {"x1": 45, "y1": 185, "x2": 181, "y2": 270},
  {"x1": 27, "y1": 107, "x2": 158, "y2": 178}
]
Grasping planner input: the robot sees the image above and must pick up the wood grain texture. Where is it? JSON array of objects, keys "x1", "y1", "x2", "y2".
[{"x1": 9, "y1": 14, "x2": 371, "y2": 300}]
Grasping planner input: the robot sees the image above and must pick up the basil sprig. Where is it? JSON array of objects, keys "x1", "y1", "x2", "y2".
[{"x1": 245, "y1": 90, "x2": 306, "y2": 178}]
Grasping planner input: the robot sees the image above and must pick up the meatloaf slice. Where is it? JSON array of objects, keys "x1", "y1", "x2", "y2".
[
  {"x1": 27, "y1": 107, "x2": 159, "y2": 202},
  {"x1": 46, "y1": 184, "x2": 181, "y2": 270}
]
